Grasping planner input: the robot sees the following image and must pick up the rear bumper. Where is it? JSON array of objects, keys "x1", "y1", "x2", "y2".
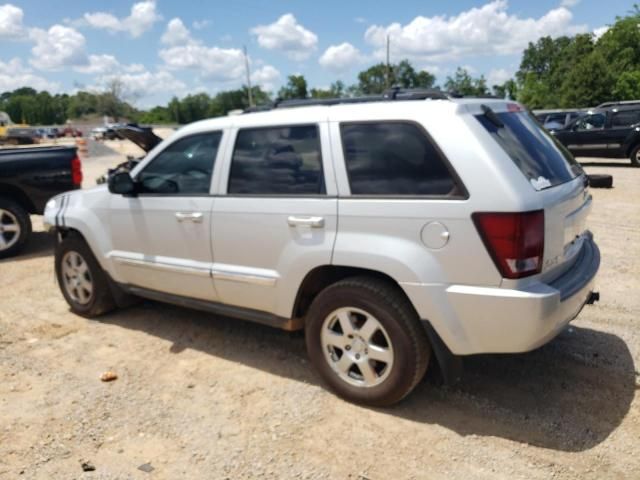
[{"x1": 402, "y1": 234, "x2": 600, "y2": 355}]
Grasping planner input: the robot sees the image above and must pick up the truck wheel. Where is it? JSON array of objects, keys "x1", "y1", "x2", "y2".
[
  {"x1": 630, "y1": 145, "x2": 640, "y2": 167},
  {"x1": 0, "y1": 197, "x2": 32, "y2": 259},
  {"x1": 55, "y1": 233, "x2": 116, "y2": 317},
  {"x1": 305, "y1": 276, "x2": 430, "y2": 406}
]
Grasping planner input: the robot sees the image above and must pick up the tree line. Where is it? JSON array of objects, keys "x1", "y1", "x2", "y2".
[{"x1": 2, "y1": 7, "x2": 639, "y2": 125}]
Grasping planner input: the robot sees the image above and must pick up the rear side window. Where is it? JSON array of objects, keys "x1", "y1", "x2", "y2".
[
  {"x1": 340, "y1": 122, "x2": 461, "y2": 196},
  {"x1": 228, "y1": 125, "x2": 325, "y2": 195},
  {"x1": 476, "y1": 111, "x2": 580, "y2": 190},
  {"x1": 611, "y1": 110, "x2": 640, "y2": 127}
]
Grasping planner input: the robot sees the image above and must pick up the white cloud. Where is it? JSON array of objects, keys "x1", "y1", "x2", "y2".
[
  {"x1": 364, "y1": 0, "x2": 587, "y2": 63},
  {"x1": 84, "y1": 0, "x2": 161, "y2": 38},
  {"x1": 319, "y1": 42, "x2": 364, "y2": 73},
  {"x1": 160, "y1": 43, "x2": 246, "y2": 81},
  {"x1": 251, "y1": 14, "x2": 318, "y2": 61},
  {"x1": 251, "y1": 65, "x2": 280, "y2": 92},
  {"x1": 560, "y1": 0, "x2": 580, "y2": 7},
  {"x1": 593, "y1": 26, "x2": 609, "y2": 40},
  {"x1": 29, "y1": 25, "x2": 89, "y2": 71},
  {"x1": 74, "y1": 54, "x2": 146, "y2": 75},
  {"x1": 96, "y1": 70, "x2": 186, "y2": 99},
  {"x1": 355, "y1": 17, "x2": 367, "y2": 24},
  {"x1": 0, "y1": 3, "x2": 24, "y2": 38},
  {"x1": 0, "y1": 58, "x2": 60, "y2": 92},
  {"x1": 161, "y1": 18, "x2": 194, "y2": 46},
  {"x1": 487, "y1": 67, "x2": 513, "y2": 87},
  {"x1": 192, "y1": 19, "x2": 210, "y2": 30}
]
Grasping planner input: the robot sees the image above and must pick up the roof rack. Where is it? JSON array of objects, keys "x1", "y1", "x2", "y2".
[
  {"x1": 243, "y1": 88, "x2": 450, "y2": 113},
  {"x1": 596, "y1": 100, "x2": 640, "y2": 109}
]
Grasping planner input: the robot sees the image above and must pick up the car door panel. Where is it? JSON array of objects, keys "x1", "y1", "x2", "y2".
[
  {"x1": 211, "y1": 122, "x2": 338, "y2": 318},
  {"x1": 108, "y1": 131, "x2": 223, "y2": 301}
]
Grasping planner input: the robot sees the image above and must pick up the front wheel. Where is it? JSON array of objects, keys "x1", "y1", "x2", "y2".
[
  {"x1": 305, "y1": 276, "x2": 430, "y2": 406},
  {"x1": 55, "y1": 233, "x2": 116, "y2": 317},
  {"x1": 630, "y1": 144, "x2": 640, "y2": 167},
  {"x1": 0, "y1": 198, "x2": 32, "y2": 259}
]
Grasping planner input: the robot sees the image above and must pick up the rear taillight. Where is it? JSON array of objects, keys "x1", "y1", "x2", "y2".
[
  {"x1": 71, "y1": 155, "x2": 83, "y2": 186},
  {"x1": 472, "y1": 210, "x2": 544, "y2": 279}
]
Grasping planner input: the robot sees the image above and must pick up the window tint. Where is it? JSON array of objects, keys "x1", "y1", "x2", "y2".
[
  {"x1": 476, "y1": 111, "x2": 580, "y2": 190},
  {"x1": 546, "y1": 114, "x2": 566, "y2": 124},
  {"x1": 611, "y1": 110, "x2": 640, "y2": 127},
  {"x1": 228, "y1": 125, "x2": 324, "y2": 195},
  {"x1": 138, "y1": 132, "x2": 221, "y2": 194},
  {"x1": 575, "y1": 113, "x2": 606, "y2": 131},
  {"x1": 340, "y1": 122, "x2": 459, "y2": 196}
]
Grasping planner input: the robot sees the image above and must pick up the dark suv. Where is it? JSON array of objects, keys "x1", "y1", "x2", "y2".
[{"x1": 550, "y1": 104, "x2": 640, "y2": 166}]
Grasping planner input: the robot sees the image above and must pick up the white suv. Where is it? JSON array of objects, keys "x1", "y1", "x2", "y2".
[{"x1": 44, "y1": 91, "x2": 600, "y2": 406}]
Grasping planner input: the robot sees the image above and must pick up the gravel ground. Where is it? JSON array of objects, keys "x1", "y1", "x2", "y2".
[{"x1": 0, "y1": 150, "x2": 639, "y2": 479}]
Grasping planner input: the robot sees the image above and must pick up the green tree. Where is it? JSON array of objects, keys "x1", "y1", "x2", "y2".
[
  {"x1": 310, "y1": 81, "x2": 346, "y2": 99},
  {"x1": 278, "y1": 75, "x2": 308, "y2": 100},
  {"x1": 492, "y1": 79, "x2": 518, "y2": 99},
  {"x1": 613, "y1": 70, "x2": 640, "y2": 100},
  {"x1": 444, "y1": 68, "x2": 488, "y2": 96},
  {"x1": 355, "y1": 60, "x2": 436, "y2": 95}
]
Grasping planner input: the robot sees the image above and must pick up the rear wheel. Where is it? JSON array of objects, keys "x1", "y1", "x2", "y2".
[
  {"x1": 305, "y1": 276, "x2": 430, "y2": 406},
  {"x1": 630, "y1": 144, "x2": 640, "y2": 167},
  {"x1": 0, "y1": 198, "x2": 32, "y2": 259},
  {"x1": 55, "y1": 233, "x2": 116, "y2": 317}
]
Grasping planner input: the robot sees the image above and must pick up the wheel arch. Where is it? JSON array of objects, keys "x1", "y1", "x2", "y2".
[{"x1": 0, "y1": 183, "x2": 36, "y2": 213}]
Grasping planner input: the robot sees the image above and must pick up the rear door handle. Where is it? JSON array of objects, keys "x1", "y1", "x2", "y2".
[
  {"x1": 287, "y1": 216, "x2": 325, "y2": 228},
  {"x1": 175, "y1": 212, "x2": 203, "y2": 223}
]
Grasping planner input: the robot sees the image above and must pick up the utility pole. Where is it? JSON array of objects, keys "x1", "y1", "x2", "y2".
[
  {"x1": 385, "y1": 34, "x2": 391, "y2": 89},
  {"x1": 243, "y1": 45, "x2": 254, "y2": 108}
]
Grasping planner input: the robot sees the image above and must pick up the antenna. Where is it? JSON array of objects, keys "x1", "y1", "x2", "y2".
[
  {"x1": 385, "y1": 35, "x2": 391, "y2": 89},
  {"x1": 243, "y1": 45, "x2": 254, "y2": 108}
]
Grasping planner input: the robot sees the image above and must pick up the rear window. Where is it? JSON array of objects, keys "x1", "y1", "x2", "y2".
[
  {"x1": 611, "y1": 110, "x2": 640, "y2": 127},
  {"x1": 476, "y1": 111, "x2": 581, "y2": 190}
]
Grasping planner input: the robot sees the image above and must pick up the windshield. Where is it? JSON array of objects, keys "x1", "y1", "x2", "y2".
[{"x1": 476, "y1": 111, "x2": 582, "y2": 190}]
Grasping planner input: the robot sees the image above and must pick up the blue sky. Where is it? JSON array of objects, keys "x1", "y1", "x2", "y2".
[{"x1": 0, "y1": 0, "x2": 628, "y2": 108}]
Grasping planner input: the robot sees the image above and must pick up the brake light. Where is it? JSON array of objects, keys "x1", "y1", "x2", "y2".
[
  {"x1": 71, "y1": 155, "x2": 83, "y2": 186},
  {"x1": 472, "y1": 210, "x2": 544, "y2": 279}
]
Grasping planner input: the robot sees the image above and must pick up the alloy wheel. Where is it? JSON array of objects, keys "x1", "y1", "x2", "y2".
[
  {"x1": 61, "y1": 251, "x2": 94, "y2": 305},
  {"x1": 0, "y1": 208, "x2": 20, "y2": 252},
  {"x1": 320, "y1": 307, "x2": 394, "y2": 388}
]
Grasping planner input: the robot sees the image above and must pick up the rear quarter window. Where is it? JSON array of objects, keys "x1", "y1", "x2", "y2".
[
  {"x1": 340, "y1": 122, "x2": 464, "y2": 197},
  {"x1": 476, "y1": 111, "x2": 581, "y2": 190}
]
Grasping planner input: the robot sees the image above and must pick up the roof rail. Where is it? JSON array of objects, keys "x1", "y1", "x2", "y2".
[
  {"x1": 596, "y1": 100, "x2": 640, "y2": 109},
  {"x1": 243, "y1": 88, "x2": 450, "y2": 113}
]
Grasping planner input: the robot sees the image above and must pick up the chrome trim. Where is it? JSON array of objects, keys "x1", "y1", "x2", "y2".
[
  {"x1": 568, "y1": 144, "x2": 607, "y2": 150},
  {"x1": 111, "y1": 256, "x2": 212, "y2": 277},
  {"x1": 211, "y1": 270, "x2": 277, "y2": 286}
]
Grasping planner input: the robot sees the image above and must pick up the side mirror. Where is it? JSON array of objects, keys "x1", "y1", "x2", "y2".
[{"x1": 108, "y1": 171, "x2": 136, "y2": 195}]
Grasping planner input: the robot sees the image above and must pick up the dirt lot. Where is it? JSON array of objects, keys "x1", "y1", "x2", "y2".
[{"x1": 1, "y1": 147, "x2": 639, "y2": 479}]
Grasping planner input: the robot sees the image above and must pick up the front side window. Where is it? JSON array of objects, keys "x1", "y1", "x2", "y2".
[
  {"x1": 228, "y1": 125, "x2": 324, "y2": 195},
  {"x1": 340, "y1": 122, "x2": 460, "y2": 196},
  {"x1": 575, "y1": 113, "x2": 606, "y2": 131},
  {"x1": 137, "y1": 132, "x2": 221, "y2": 194}
]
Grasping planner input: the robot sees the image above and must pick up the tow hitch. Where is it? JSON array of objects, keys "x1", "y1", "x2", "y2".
[{"x1": 586, "y1": 291, "x2": 600, "y2": 305}]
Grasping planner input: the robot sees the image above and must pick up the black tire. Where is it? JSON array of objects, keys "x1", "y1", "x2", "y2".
[
  {"x1": 55, "y1": 232, "x2": 116, "y2": 317},
  {"x1": 630, "y1": 144, "x2": 640, "y2": 167},
  {"x1": 0, "y1": 197, "x2": 32, "y2": 259},
  {"x1": 588, "y1": 174, "x2": 614, "y2": 189},
  {"x1": 305, "y1": 276, "x2": 431, "y2": 407}
]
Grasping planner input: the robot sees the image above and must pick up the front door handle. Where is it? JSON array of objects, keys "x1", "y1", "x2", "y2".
[
  {"x1": 175, "y1": 212, "x2": 203, "y2": 223},
  {"x1": 287, "y1": 215, "x2": 325, "y2": 228}
]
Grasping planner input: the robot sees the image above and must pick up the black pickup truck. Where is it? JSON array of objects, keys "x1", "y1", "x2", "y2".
[
  {"x1": 0, "y1": 146, "x2": 81, "y2": 258},
  {"x1": 550, "y1": 103, "x2": 640, "y2": 166}
]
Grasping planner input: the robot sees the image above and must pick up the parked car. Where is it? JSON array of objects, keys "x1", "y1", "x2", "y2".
[
  {"x1": 44, "y1": 91, "x2": 600, "y2": 406},
  {"x1": 535, "y1": 110, "x2": 585, "y2": 130},
  {"x1": 550, "y1": 103, "x2": 640, "y2": 166},
  {"x1": 0, "y1": 145, "x2": 82, "y2": 258}
]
